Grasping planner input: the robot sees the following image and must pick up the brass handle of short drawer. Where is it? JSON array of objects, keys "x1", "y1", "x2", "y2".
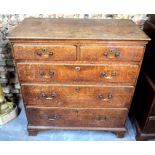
[
  {"x1": 100, "y1": 71, "x2": 117, "y2": 79},
  {"x1": 103, "y1": 49, "x2": 120, "y2": 58},
  {"x1": 41, "y1": 93, "x2": 57, "y2": 100},
  {"x1": 36, "y1": 50, "x2": 42, "y2": 56},
  {"x1": 36, "y1": 48, "x2": 53, "y2": 58},
  {"x1": 97, "y1": 93, "x2": 113, "y2": 101}
]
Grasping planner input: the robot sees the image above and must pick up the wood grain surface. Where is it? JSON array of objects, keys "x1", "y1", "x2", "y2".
[
  {"x1": 26, "y1": 107, "x2": 128, "y2": 128},
  {"x1": 8, "y1": 18, "x2": 149, "y2": 40},
  {"x1": 21, "y1": 84, "x2": 134, "y2": 108},
  {"x1": 13, "y1": 44, "x2": 76, "y2": 61}
]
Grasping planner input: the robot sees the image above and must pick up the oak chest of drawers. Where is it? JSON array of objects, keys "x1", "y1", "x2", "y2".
[{"x1": 8, "y1": 18, "x2": 150, "y2": 137}]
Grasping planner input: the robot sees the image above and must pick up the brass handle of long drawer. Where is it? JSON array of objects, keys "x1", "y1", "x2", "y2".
[
  {"x1": 39, "y1": 70, "x2": 45, "y2": 76},
  {"x1": 43, "y1": 114, "x2": 58, "y2": 121},
  {"x1": 103, "y1": 49, "x2": 120, "y2": 58},
  {"x1": 48, "y1": 115, "x2": 57, "y2": 121},
  {"x1": 100, "y1": 71, "x2": 117, "y2": 79},
  {"x1": 39, "y1": 70, "x2": 55, "y2": 77},
  {"x1": 48, "y1": 71, "x2": 55, "y2": 77},
  {"x1": 108, "y1": 93, "x2": 113, "y2": 99},
  {"x1": 41, "y1": 93, "x2": 57, "y2": 100},
  {"x1": 97, "y1": 93, "x2": 113, "y2": 101},
  {"x1": 96, "y1": 115, "x2": 110, "y2": 121}
]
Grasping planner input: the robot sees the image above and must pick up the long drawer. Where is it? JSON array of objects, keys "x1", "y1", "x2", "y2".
[
  {"x1": 26, "y1": 107, "x2": 128, "y2": 128},
  {"x1": 80, "y1": 46, "x2": 144, "y2": 62},
  {"x1": 22, "y1": 84, "x2": 134, "y2": 108},
  {"x1": 17, "y1": 63, "x2": 139, "y2": 84},
  {"x1": 13, "y1": 44, "x2": 77, "y2": 61}
]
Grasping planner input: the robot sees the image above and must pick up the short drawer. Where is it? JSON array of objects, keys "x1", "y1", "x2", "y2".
[
  {"x1": 144, "y1": 117, "x2": 155, "y2": 133},
  {"x1": 17, "y1": 63, "x2": 139, "y2": 84},
  {"x1": 13, "y1": 44, "x2": 76, "y2": 61},
  {"x1": 26, "y1": 107, "x2": 128, "y2": 128},
  {"x1": 80, "y1": 46, "x2": 144, "y2": 62},
  {"x1": 22, "y1": 84, "x2": 134, "y2": 108}
]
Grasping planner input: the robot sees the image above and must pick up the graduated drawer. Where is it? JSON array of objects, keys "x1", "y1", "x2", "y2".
[
  {"x1": 22, "y1": 84, "x2": 134, "y2": 108},
  {"x1": 26, "y1": 107, "x2": 128, "y2": 128},
  {"x1": 80, "y1": 46, "x2": 144, "y2": 62},
  {"x1": 17, "y1": 63, "x2": 139, "y2": 84},
  {"x1": 13, "y1": 44, "x2": 76, "y2": 61}
]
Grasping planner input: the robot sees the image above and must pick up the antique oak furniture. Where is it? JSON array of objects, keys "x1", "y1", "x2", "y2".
[
  {"x1": 8, "y1": 18, "x2": 150, "y2": 137},
  {"x1": 131, "y1": 15, "x2": 155, "y2": 140}
]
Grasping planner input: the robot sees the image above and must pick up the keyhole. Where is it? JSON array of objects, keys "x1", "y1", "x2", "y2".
[{"x1": 75, "y1": 87, "x2": 80, "y2": 92}]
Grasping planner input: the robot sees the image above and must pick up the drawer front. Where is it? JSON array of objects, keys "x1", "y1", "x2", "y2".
[
  {"x1": 26, "y1": 107, "x2": 128, "y2": 128},
  {"x1": 17, "y1": 63, "x2": 139, "y2": 84},
  {"x1": 22, "y1": 85, "x2": 134, "y2": 108},
  {"x1": 144, "y1": 117, "x2": 155, "y2": 133},
  {"x1": 80, "y1": 46, "x2": 144, "y2": 62},
  {"x1": 13, "y1": 44, "x2": 76, "y2": 61}
]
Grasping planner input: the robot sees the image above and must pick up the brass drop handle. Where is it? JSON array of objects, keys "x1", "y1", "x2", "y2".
[
  {"x1": 103, "y1": 52, "x2": 108, "y2": 57},
  {"x1": 115, "y1": 51, "x2": 120, "y2": 57},
  {"x1": 41, "y1": 92, "x2": 57, "y2": 100},
  {"x1": 103, "y1": 48, "x2": 120, "y2": 58},
  {"x1": 39, "y1": 70, "x2": 55, "y2": 77},
  {"x1": 100, "y1": 72, "x2": 107, "y2": 77},
  {"x1": 108, "y1": 93, "x2": 113, "y2": 99},
  {"x1": 97, "y1": 94, "x2": 104, "y2": 99},
  {"x1": 48, "y1": 51, "x2": 53, "y2": 56},
  {"x1": 43, "y1": 114, "x2": 58, "y2": 121},
  {"x1": 51, "y1": 93, "x2": 57, "y2": 98},
  {"x1": 39, "y1": 70, "x2": 45, "y2": 76},
  {"x1": 36, "y1": 50, "x2": 42, "y2": 56},
  {"x1": 96, "y1": 115, "x2": 110, "y2": 121},
  {"x1": 100, "y1": 71, "x2": 117, "y2": 79},
  {"x1": 111, "y1": 71, "x2": 117, "y2": 76},
  {"x1": 92, "y1": 115, "x2": 110, "y2": 121},
  {"x1": 97, "y1": 93, "x2": 113, "y2": 101},
  {"x1": 48, "y1": 115, "x2": 57, "y2": 121},
  {"x1": 36, "y1": 48, "x2": 53, "y2": 58},
  {"x1": 48, "y1": 71, "x2": 55, "y2": 77}
]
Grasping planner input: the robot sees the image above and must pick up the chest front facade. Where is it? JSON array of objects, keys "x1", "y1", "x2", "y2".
[{"x1": 8, "y1": 18, "x2": 149, "y2": 137}]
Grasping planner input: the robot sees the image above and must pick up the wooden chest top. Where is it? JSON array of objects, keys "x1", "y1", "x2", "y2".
[{"x1": 8, "y1": 18, "x2": 149, "y2": 41}]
